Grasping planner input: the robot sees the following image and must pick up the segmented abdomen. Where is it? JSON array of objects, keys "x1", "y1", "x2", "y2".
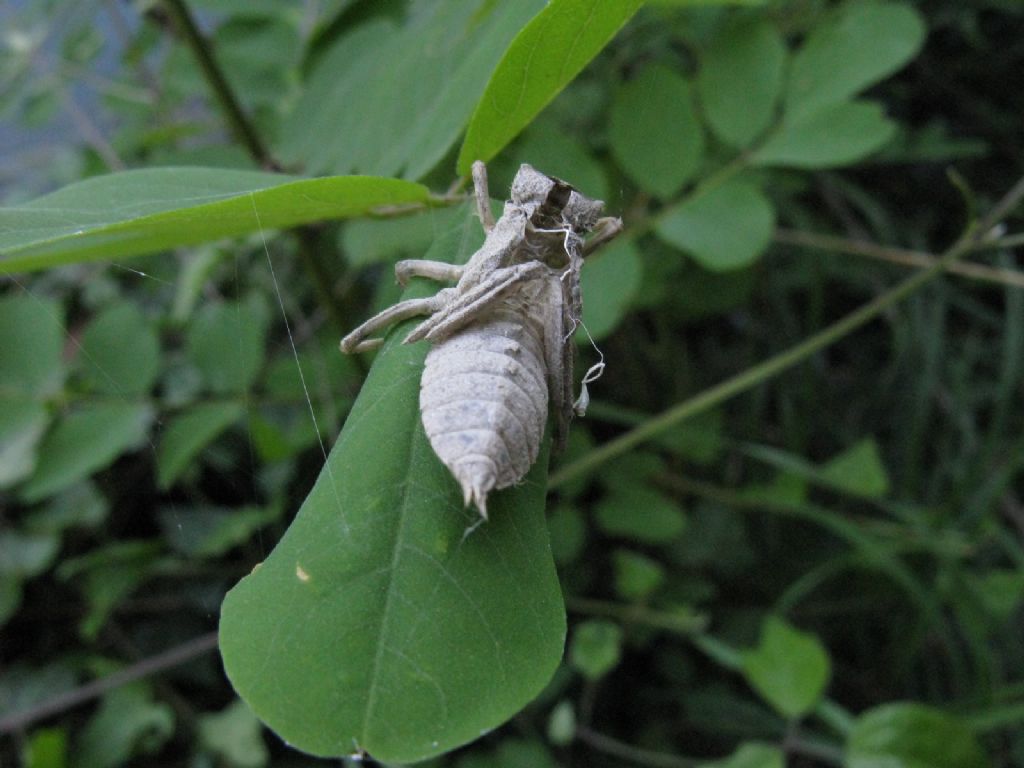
[{"x1": 419, "y1": 305, "x2": 549, "y2": 515}]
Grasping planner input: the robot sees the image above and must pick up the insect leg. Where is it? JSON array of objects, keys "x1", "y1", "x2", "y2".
[
  {"x1": 395, "y1": 259, "x2": 464, "y2": 286},
  {"x1": 340, "y1": 289, "x2": 454, "y2": 353},
  {"x1": 404, "y1": 261, "x2": 550, "y2": 344},
  {"x1": 582, "y1": 216, "x2": 624, "y2": 257},
  {"x1": 472, "y1": 160, "x2": 496, "y2": 233}
]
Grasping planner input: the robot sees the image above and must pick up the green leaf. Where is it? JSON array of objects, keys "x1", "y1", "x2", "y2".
[
  {"x1": 506, "y1": 121, "x2": 610, "y2": 203},
  {"x1": 219, "y1": 205, "x2": 565, "y2": 763},
  {"x1": 458, "y1": 0, "x2": 645, "y2": 174},
  {"x1": 156, "y1": 402, "x2": 245, "y2": 489},
  {"x1": 58, "y1": 541, "x2": 165, "y2": 640},
  {"x1": 79, "y1": 303, "x2": 160, "y2": 396},
  {"x1": 547, "y1": 700, "x2": 576, "y2": 746},
  {"x1": 740, "y1": 616, "x2": 830, "y2": 719},
  {"x1": 609, "y1": 64, "x2": 704, "y2": 198},
  {"x1": 753, "y1": 100, "x2": 897, "y2": 169},
  {"x1": 697, "y1": 19, "x2": 787, "y2": 148},
  {"x1": 0, "y1": 295, "x2": 64, "y2": 396},
  {"x1": 785, "y1": 1, "x2": 926, "y2": 121},
  {"x1": 612, "y1": 549, "x2": 666, "y2": 601},
  {"x1": 569, "y1": 620, "x2": 623, "y2": 680},
  {"x1": 0, "y1": 169, "x2": 431, "y2": 273},
  {"x1": 26, "y1": 481, "x2": 108, "y2": 535},
  {"x1": 341, "y1": 206, "x2": 467, "y2": 269},
  {"x1": 198, "y1": 700, "x2": 269, "y2": 768},
  {"x1": 972, "y1": 569, "x2": 1024, "y2": 621},
  {"x1": 594, "y1": 486, "x2": 686, "y2": 543},
  {"x1": 75, "y1": 683, "x2": 174, "y2": 768},
  {"x1": 23, "y1": 727, "x2": 68, "y2": 768},
  {"x1": 159, "y1": 505, "x2": 277, "y2": 559},
  {"x1": 700, "y1": 742, "x2": 784, "y2": 768},
  {"x1": 846, "y1": 702, "x2": 989, "y2": 768},
  {"x1": 282, "y1": 2, "x2": 544, "y2": 180},
  {"x1": 819, "y1": 438, "x2": 890, "y2": 498},
  {"x1": 579, "y1": 238, "x2": 642, "y2": 340},
  {"x1": 0, "y1": 530, "x2": 60, "y2": 578},
  {"x1": 18, "y1": 403, "x2": 154, "y2": 503},
  {"x1": 186, "y1": 296, "x2": 268, "y2": 395},
  {"x1": 741, "y1": 439, "x2": 889, "y2": 500},
  {"x1": 656, "y1": 179, "x2": 775, "y2": 271},
  {"x1": 0, "y1": 400, "x2": 48, "y2": 488}
]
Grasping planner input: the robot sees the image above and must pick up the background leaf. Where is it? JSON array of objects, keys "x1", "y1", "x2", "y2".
[
  {"x1": 156, "y1": 402, "x2": 245, "y2": 489},
  {"x1": 594, "y1": 485, "x2": 686, "y2": 543},
  {"x1": 579, "y1": 238, "x2": 643, "y2": 340},
  {"x1": 219, "y1": 207, "x2": 566, "y2": 763},
  {"x1": 846, "y1": 702, "x2": 989, "y2": 768},
  {"x1": 753, "y1": 101, "x2": 897, "y2": 169},
  {"x1": 740, "y1": 616, "x2": 831, "y2": 719},
  {"x1": 697, "y1": 19, "x2": 786, "y2": 148},
  {"x1": 0, "y1": 170, "x2": 431, "y2": 273},
  {"x1": 186, "y1": 296, "x2": 268, "y2": 395},
  {"x1": 701, "y1": 742, "x2": 785, "y2": 768},
  {"x1": 609, "y1": 64, "x2": 704, "y2": 198},
  {"x1": 279, "y1": 1, "x2": 545, "y2": 180},
  {"x1": 569, "y1": 620, "x2": 623, "y2": 680},
  {"x1": 819, "y1": 438, "x2": 891, "y2": 498},
  {"x1": 457, "y1": 0, "x2": 645, "y2": 174},
  {"x1": 79, "y1": 303, "x2": 160, "y2": 396},
  {"x1": 18, "y1": 404, "x2": 153, "y2": 503},
  {"x1": 656, "y1": 179, "x2": 775, "y2": 270},
  {"x1": 785, "y1": 1, "x2": 927, "y2": 121}
]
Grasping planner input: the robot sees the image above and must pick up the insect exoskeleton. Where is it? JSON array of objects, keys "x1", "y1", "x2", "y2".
[{"x1": 340, "y1": 161, "x2": 622, "y2": 518}]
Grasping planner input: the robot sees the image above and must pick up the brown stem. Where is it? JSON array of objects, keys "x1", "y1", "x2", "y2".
[
  {"x1": 0, "y1": 632, "x2": 219, "y2": 734},
  {"x1": 162, "y1": 0, "x2": 278, "y2": 170}
]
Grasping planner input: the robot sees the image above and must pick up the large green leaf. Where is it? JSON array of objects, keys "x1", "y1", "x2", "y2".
[
  {"x1": 609, "y1": 64, "x2": 705, "y2": 198},
  {"x1": 697, "y1": 19, "x2": 786, "y2": 149},
  {"x1": 0, "y1": 168, "x2": 431, "y2": 273},
  {"x1": 752, "y1": 100, "x2": 897, "y2": 169},
  {"x1": 846, "y1": 702, "x2": 989, "y2": 768},
  {"x1": 785, "y1": 1, "x2": 926, "y2": 121},
  {"x1": 457, "y1": 0, "x2": 645, "y2": 174},
  {"x1": 219, "y1": 206, "x2": 566, "y2": 763},
  {"x1": 280, "y1": 1, "x2": 544, "y2": 180}
]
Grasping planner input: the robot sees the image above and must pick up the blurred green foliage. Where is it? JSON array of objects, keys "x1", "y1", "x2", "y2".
[{"x1": 2, "y1": 0, "x2": 1024, "y2": 766}]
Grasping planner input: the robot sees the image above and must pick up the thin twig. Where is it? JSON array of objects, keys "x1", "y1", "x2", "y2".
[
  {"x1": 566, "y1": 597, "x2": 707, "y2": 635},
  {"x1": 576, "y1": 726, "x2": 701, "y2": 768},
  {"x1": 549, "y1": 173, "x2": 1024, "y2": 488},
  {"x1": 0, "y1": 632, "x2": 219, "y2": 734},
  {"x1": 162, "y1": 0, "x2": 277, "y2": 170},
  {"x1": 61, "y1": 90, "x2": 125, "y2": 171},
  {"x1": 774, "y1": 228, "x2": 1024, "y2": 290}
]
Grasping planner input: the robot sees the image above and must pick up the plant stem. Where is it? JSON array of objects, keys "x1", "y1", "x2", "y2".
[
  {"x1": 162, "y1": 0, "x2": 277, "y2": 170},
  {"x1": 576, "y1": 726, "x2": 701, "y2": 768},
  {"x1": 165, "y1": 3, "x2": 352, "y2": 329},
  {"x1": 0, "y1": 632, "x2": 219, "y2": 734},
  {"x1": 549, "y1": 174, "x2": 1024, "y2": 489},
  {"x1": 774, "y1": 227, "x2": 1024, "y2": 289},
  {"x1": 566, "y1": 596, "x2": 707, "y2": 634}
]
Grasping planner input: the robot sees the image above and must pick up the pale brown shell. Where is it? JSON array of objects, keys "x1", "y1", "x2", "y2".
[{"x1": 418, "y1": 285, "x2": 556, "y2": 516}]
